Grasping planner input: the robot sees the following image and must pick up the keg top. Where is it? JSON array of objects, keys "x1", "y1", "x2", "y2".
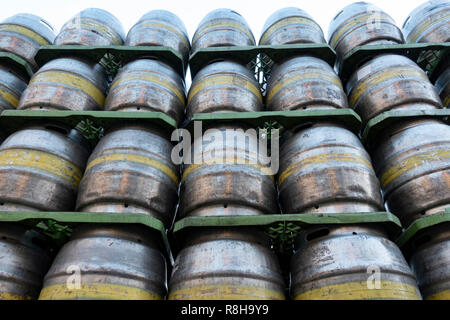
[
  {"x1": 1, "y1": 13, "x2": 56, "y2": 44},
  {"x1": 136, "y1": 10, "x2": 189, "y2": 38},
  {"x1": 261, "y1": 7, "x2": 317, "y2": 33}
]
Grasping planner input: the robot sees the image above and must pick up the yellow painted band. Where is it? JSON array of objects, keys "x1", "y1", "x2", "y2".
[
  {"x1": 29, "y1": 71, "x2": 105, "y2": 107},
  {"x1": 193, "y1": 20, "x2": 254, "y2": 43},
  {"x1": 136, "y1": 22, "x2": 190, "y2": 49},
  {"x1": 182, "y1": 157, "x2": 274, "y2": 182},
  {"x1": 77, "y1": 19, "x2": 122, "y2": 45},
  {"x1": 110, "y1": 72, "x2": 185, "y2": 104},
  {"x1": 0, "y1": 24, "x2": 51, "y2": 45},
  {"x1": 0, "y1": 86, "x2": 19, "y2": 108},
  {"x1": 294, "y1": 281, "x2": 421, "y2": 300},
  {"x1": 260, "y1": 16, "x2": 322, "y2": 44},
  {"x1": 169, "y1": 284, "x2": 284, "y2": 300},
  {"x1": 188, "y1": 74, "x2": 262, "y2": 104},
  {"x1": 408, "y1": 11, "x2": 450, "y2": 43},
  {"x1": 39, "y1": 283, "x2": 162, "y2": 300},
  {"x1": 0, "y1": 291, "x2": 32, "y2": 300},
  {"x1": 86, "y1": 153, "x2": 179, "y2": 184},
  {"x1": 380, "y1": 149, "x2": 450, "y2": 188},
  {"x1": 278, "y1": 152, "x2": 373, "y2": 186},
  {"x1": 0, "y1": 149, "x2": 82, "y2": 188},
  {"x1": 349, "y1": 68, "x2": 428, "y2": 107},
  {"x1": 266, "y1": 71, "x2": 342, "y2": 103},
  {"x1": 426, "y1": 289, "x2": 450, "y2": 300},
  {"x1": 443, "y1": 95, "x2": 449, "y2": 108},
  {"x1": 330, "y1": 14, "x2": 395, "y2": 48}
]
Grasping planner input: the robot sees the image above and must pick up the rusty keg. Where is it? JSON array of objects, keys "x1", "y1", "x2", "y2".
[
  {"x1": 39, "y1": 224, "x2": 167, "y2": 300},
  {"x1": 409, "y1": 223, "x2": 450, "y2": 300},
  {"x1": 328, "y1": 2, "x2": 404, "y2": 60},
  {"x1": 0, "y1": 124, "x2": 90, "y2": 211},
  {"x1": 0, "y1": 223, "x2": 51, "y2": 300},
  {"x1": 18, "y1": 57, "x2": 107, "y2": 111},
  {"x1": 169, "y1": 229, "x2": 285, "y2": 300},
  {"x1": 191, "y1": 9, "x2": 255, "y2": 53},
  {"x1": 105, "y1": 59, "x2": 186, "y2": 124},
  {"x1": 291, "y1": 225, "x2": 422, "y2": 300},
  {"x1": 125, "y1": 10, "x2": 190, "y2": 67},
  {"x1": 54, "y1": 8, "x2": 125, "y2": 46},
  {"x1": 266, "y1": 56, "x2": 348, "y2": 111},
  {"x1": 0, "y1": 63, "x2": 28, "y2": 112},
  {"x1": 346, "y1": 54, "x2": 442, "y2": 123},
  {"x1": 187, "y1": 60, "x2": 263, "y2": 119},
  {"x1": 372, "y1": 119, "x2": 450, "y2": 227},
  {"x1": 0, "y1": 13, "x2": 56, "y2": 71},
  {"x1": 179, "y1": 124, "x2": 277, "y2": 218},
  {"x1": 436, "y1": 66, "x2": 450, "y2": 108},
  {"x1": 259, "y1": 7, "x2": 325, "y2": 45},
  {"x1": 403, "y1": 0, "x2": 450, "y2": 43},
  {"x1": 279, "y1": 123, "x2": 383, "y2": 214},
  {"x1": 76, "y1": 124, "x2": 179, "y2": 227}
]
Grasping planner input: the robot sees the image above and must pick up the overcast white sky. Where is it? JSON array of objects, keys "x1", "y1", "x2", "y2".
[{"x1": 0, "y1": 0, "x2": 425, "y2": 41}]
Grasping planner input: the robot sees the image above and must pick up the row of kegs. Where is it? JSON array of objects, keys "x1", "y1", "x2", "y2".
[{"x1": 0, "y1": 1, "x2": 449, "y2": 300}]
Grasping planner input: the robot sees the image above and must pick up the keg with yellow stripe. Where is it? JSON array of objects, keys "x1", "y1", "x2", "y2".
[
  {"x1": 266, "y1": 56, "x2": 348, "y2": 111},
  {"x1": 279, "y1": 123, "x2": 383, "y2": 214},
  {"x1": 54, "y1": 8, "x2": 125, "y2": 46},
  {"x1": 187, "y1": 60, "x2": 263, "y2": 119},
  {"x1": 179, "y1": 124, "x2": 277, "y2": 218},
  {"x1": 39, "y1": 224, "x2": 167, "y2": 300},
  {"x1": 18, "y1": 57, "x2": 107, "y2": 111},
  {"x1": 0, "y1": 124, "x2": 90, "y2": 211},
  {"x1": 291, "y1": 225, "x2": 422, "y2": 300},
  {"x1": 328, "y1": 2, "x2": 404, "y2": 60},
  {"x1": 105, "y1": 59, "x2": 186, "y2": 124},
  {"x1": 0, "y1": 13, "x2": 56, "y2": 71},
  {"x1": 125, "y1": 10, "x2": 190, "y2": 68},
  {"x1": 191, "y1": 9, "x2": 256, "y2": 53},
  {"x1": 169, "y1": 229, "x2": 285, "y2": 300},
  {"x1": 0, "y1": 63, "x2": 28, "y2": 112},
  {"x1": 76, "y1": 124, "x2": 179, "y2": 227},
  {"x1": 0, "y1": 223, "x2": 51, "y2": 300},
  {"x1": 259, "y1": 7, "x2": 325, "y2": 45},
  {"x1": 372, "y1": 119, "x2": 450, "y2": 227},
  {"x1": 409, "y1": 223, "x2": 450, "y2": 300},
  {"x1": 403, "y1": 0, "x2": 450, "y2": 43},
  {"x1": 436, "y1": 66, "x2": 450, "y2": 108},
  {"x1": 346, "y1": 54, "x2": 442, "y2": 124}
]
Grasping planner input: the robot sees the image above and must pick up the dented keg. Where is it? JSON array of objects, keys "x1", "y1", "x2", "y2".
[
  {"x1": 125, "y1": 10, "x2": 190, "y2": 67},
  {"x1": 346, "y1": 54, "x2": 442, "y2": 123},
  {"x1": 0, "y1": 13, "x2": 56, "y2": 71},
  {"x1": 279, "y1": 123, "x2": 383, "y2": 214},
  {"x1": 259, "y1": 7, "x2": 325, "y2": 45},
  {"x1": 0, "y1": 63, "x2": 28, "y2": 112},
  {"x1": 0, "y1": 223, "x2": 51, "y2": 300},
  {"x1": 169, "y1": 229, "x2": 285, "y2": 300},
  {"x1": 0, "y1": 124, "x2": 90, "y2": 211},
  {"x1": 266, "y1": 56, "x2": 348, "y2": 111},
  {"x1": 187, "y1": 60, "x2": 263, "y2": 119},
  {"x1": 179, "y1": 124, "x2": 277, "y2": 218},
  {"x1": 403, "y1": 0, "x2": 450, "y2": 43},
  {"x1": 291, "y1": 225, "x2": 422, "y2": 300},
  {"x1": 436, "y1": 66, "x2": 450, "y2": 108},
  {"x1": 372, "y1": 119, "x2": 450, "y2": 227},
  {"x1": 409, "y1": 223, "x2": 450, "y2": 300},
  {"x1": 76, "y1": 124, "x2": 179, "y2": 227},
  {"x1": 328, "y1": 2, "x2": 404, "y2": 60},
  {"x1": 18, "y1": 57, "x2": 107, "y2": 111},
  {"x1": 105, "y1": 59, "x2": 186, "y2": 124},
  {"x1": 191, "y1": 9, "x2": 255, "y2": 53},
  {"x1": 39, "y1": 224, "x2": 167, "y2": 300},
  {"x1": 54, "y1": 8, "x2": 125, "y2": 46}
]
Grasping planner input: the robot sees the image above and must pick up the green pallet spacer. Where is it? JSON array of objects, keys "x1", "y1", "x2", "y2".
[{"x1": 0, "y1": 52, "x2": 34, "y2": 79}]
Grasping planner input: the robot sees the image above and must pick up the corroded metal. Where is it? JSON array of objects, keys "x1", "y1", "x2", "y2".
[{"x1": 0, "y1": 62, "x2": 28, "y2": 112}]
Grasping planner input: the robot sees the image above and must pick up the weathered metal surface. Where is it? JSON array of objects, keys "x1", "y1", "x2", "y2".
[
  {"x1": 436, "y1": 66, "x2": 450, "y2": 107},
  {"x1": 266, "y1": 56, "x2": 348, "y2": 111},
  {"x1": 169, "y1": 229, "x2": 285, "y2": 300},
  {"x1": 18, "y1": 57, "x2": 107, "y2": 111},
  {"x1": 187, "y1": 60, "x2": 263, "y2": 119},
  {"x1": 259, "y1": 7, "x2": 325, "y2": 45},
  {"x1": 291, "y1": 225, "x2": 421, "y2": 300},
  {"x1": 39, "y1": 224, "x2": 167, "y2": 300},
  {"x1": 0, "y1": 62, "x2": 28, "y2": 112}
]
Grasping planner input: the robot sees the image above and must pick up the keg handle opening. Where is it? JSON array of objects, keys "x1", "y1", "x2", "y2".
[
  {"x1": 44, "y1": 125, "x2": 70, "y2": 136},
  {"x1": 305, "y1": 228, "x2": 330, "y2": 242}
]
